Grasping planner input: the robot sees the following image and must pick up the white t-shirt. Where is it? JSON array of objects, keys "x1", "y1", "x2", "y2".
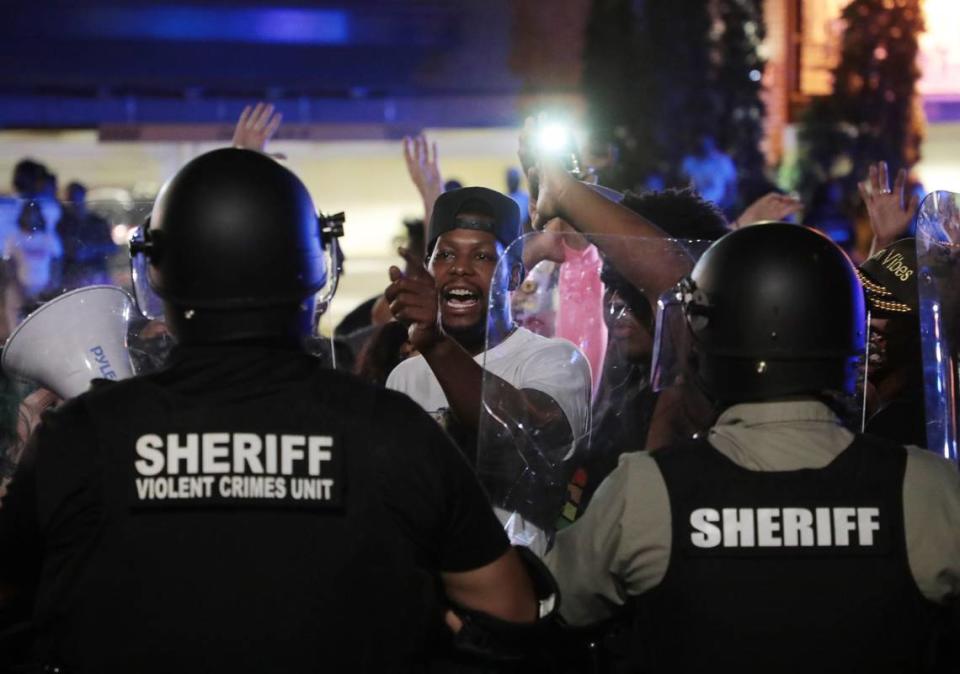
[
  {"x1": 4, "y1": 229, "x2": 63, "y2": 296},
  {"x1": 386, "y1": 326, "x2": 592, "y2": 441},
  {"x1": 387, "y1": 326, "x2": 592, "y2": 555}
]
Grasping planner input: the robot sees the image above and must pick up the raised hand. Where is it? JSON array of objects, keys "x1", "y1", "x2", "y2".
[
  {"x1": 385, "y1": 247, "x2": 442, "y2": 352},
  {"x1": 520, "y1": 116, "x2": 577, "y2": 231},
  {"x1": 858, "y1": 161, "x2": 919, "y2": 251},
  {"x1": 232, "y1": 102, "x2": 283, "y2": 153},
  {"x1": 531, "y1": 160, "x2": 575, "y2": 232},
  {"x1": 733, "y1": 192, "x2": 803, "y2": 229},
  {"x1": 403, "y1": 134, "x2": 444, "y2": 205}
]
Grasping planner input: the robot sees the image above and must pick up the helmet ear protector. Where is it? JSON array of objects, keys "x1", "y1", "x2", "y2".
[
  {"x1": 128, "y1": 215, "x2": 155, "y2": 259},
  {"x1": 129, "y1": 216, "x2": 164, "y2": 321},
  {"x1": 315, "y1": 211, "x2": 345, "y2": 316},
  {"x1": 320, "y1": 211, "x2": 345, "y2": 248}
]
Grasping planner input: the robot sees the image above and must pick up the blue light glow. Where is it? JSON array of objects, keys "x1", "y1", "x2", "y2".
[{"x1": 71, "y1": 7, "x2": 349, "y2": 45}]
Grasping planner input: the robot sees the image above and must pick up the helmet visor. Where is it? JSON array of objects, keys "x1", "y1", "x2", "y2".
[
  {"x1": 650, "y1": 281, "x2": 694, "y2": 393},
  {"x1": 128, "y1": 225, "x2": 165, "y2": 321}
]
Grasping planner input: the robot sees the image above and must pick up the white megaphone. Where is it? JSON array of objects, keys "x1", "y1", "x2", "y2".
[{"x1": 2, "y1": 286, "x2": 136, "y2": 399}]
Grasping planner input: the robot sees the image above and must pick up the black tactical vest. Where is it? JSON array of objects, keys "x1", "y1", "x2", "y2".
[
  {"x1": 33, "y1": 350, "x2": 444, "y2": 673},
  {"x1": 636, "y1": 434, "x2": 942, "y2": 674}
]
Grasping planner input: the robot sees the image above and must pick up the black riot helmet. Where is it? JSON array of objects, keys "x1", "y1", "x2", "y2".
[
  {"x1": 131, "y1": 148, "x2": 343, "y2": 344},
  {"x1": 664, "y1": 223, "x2": 866, "y2": 403}
]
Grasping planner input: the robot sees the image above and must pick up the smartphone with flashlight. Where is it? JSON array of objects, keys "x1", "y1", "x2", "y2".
[{"x1": 536, "y1": 122, "x2": 584, "y2": 179}]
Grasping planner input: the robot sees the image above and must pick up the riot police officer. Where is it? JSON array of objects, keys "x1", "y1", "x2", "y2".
[
  {"x1": 546, "y1": 223, "x2": 960, "y2": 673},
  {"x1": 0, "y1": 148, "x2": 541, "y2": 672}
]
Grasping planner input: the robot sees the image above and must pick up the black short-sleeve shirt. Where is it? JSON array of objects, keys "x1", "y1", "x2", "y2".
[{"x1": 0, "y1": 344, "x2": 509, "y2": 673}]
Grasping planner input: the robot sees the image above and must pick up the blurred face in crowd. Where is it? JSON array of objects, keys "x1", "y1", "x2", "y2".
[
  {"x1": 68, "y1": 184, "x2": 87, "y2": 207},
  {"x1": 867, "y1": 318, "x2": 891, "y2": 379},
  {"x1": 867, "y1": 315, "x2": 919, "y2": 385},
  {"x1": 428, "y1": 221, "x2": 511, "y2": 348},
  {"x1": 604, "y1": 287, "x2": 653, "y2": 364}
]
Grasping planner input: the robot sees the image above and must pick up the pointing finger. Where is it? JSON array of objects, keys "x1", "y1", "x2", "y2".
[
  {"x1": 399, "y1": 246, "x2": 428, "y2": 279},
  {"x1": 385, "y1": 277, "x2": 432, "y2": 304}
]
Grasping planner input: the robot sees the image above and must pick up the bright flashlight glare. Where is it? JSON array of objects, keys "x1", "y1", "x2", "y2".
[
  {"x1": 113, "y1": 224, "x2": 133, "y2": 245},
  {"x1": 537, "y1": 123, "x2": 571, "y2": 154}
]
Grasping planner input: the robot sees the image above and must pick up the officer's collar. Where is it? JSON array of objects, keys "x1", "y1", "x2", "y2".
[{"x1": 715, "y1": 397, "x2": 841, "y2": 428}]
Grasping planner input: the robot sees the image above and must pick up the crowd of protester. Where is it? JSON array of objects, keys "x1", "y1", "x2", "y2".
[
  {"x1": 0, "y1": 101, "x2": 957, "y2": 672},
  {"x1": 0, "y1": 159, "x2": 119, "y2": 341}
]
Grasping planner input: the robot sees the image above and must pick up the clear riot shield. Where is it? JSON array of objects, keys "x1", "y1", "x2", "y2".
[
  {"x1": 478, "y1": 232, "x2": 709, "y2": 554},
  {"x1": 0, "y1": 198, "x2": 158, "y2": 489},
  {"x1": 916, "y1": 191, "x2": 960, "y2": 464},
  {"x1": 0, "y1": 198, "x2": 163, "y2": 382}
]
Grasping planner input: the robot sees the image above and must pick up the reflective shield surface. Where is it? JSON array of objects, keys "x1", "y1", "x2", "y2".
[
  {"x1": 916, "y1": 191, "x2": 960, "y2": 463},
  {"x1": 478, "y1": 232, "x2": 708, "y2": 552}
]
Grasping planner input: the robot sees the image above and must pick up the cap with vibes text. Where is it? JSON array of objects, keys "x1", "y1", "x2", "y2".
[{"x1": 856, "y1": 238, "x2": 917, "y2": 316}]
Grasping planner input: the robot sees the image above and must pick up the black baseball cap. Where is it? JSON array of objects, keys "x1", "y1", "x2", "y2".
[
  {"x1": 856, "y1": 238, "x2": 918, "y2": 316},
  {"x1": 427, "y1": 186, "x2": 521, "y2": 254}
]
